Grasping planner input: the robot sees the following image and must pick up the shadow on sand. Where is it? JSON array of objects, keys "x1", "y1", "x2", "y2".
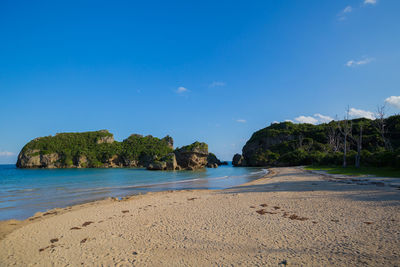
[{"x1": 221, "y1": 168, "x2": 400, "y2": 206}]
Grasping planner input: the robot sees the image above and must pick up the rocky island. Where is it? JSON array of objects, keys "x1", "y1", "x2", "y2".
[
  {"x1": 233, "y1": 115, "x2": 400, "y2": 168},
  {"x1": 16, "y1": 130, "x2": 226, "y2": 170}
]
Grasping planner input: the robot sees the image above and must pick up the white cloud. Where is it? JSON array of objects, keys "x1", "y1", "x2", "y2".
[
  {"x1": 314, "y1": 113, "x2": 334, "y2": 123},
  {"x1": 349, "y1": 108, "x2": 375, "y2": 120},
  {"x1": 385, "y1": 96, "x2": 400, "y2": 109},
  {"x1": 346, "y1": 57, "x2": 374, "y2": 67},
  {"x1": 209, "y1": 81, "x2": 226, "y2": 88},
  {"x1": 176, "y1": 86, "x2": 188, "y2": 93},
  {"x1": 295, "y1": 116, "x2": 319, "y2": 125},
  {"x1": 343, "y1": 6, "x2": 353, "y2": 13},
  {"x1": 272, "y1": 121, "x2": 279, "y2": 124},
  {"x1": 364, "y1": 0, "x2": 377, "y2": 5},
  {"x1": 236, "y1": 119, "x2": 246, "y2": 123},
  {"x1": 294, "y1": 113, "x2": 333, "y2": 125},
  {"x1": 0, "y1": 151, "x2": 15, "y2": 156}
]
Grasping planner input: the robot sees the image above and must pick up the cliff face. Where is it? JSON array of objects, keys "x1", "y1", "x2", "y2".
[
  {"x1": 17, "y1": 131, "x2": 224, "y2": 170},
  {"x1": 233, "y1": 115, "x2": 400, "y2": 168}
]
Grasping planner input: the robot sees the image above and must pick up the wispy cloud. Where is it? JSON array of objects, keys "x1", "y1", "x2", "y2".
[
  {"x1": 346, "y1": 57, "x2": 374, "y2": 67},
  {"x1": 364, "y1": 0, "x2": 377, "y2": 5},
  {"x1": 0, "y1": 151, "x2": 15, "y2": 157},
  {"x1": 349, "y1": 107, "x2": 375, "y2": 119},
  {"x1": 209, "y1": 81, "x2": 226, "y2": 88},
  {"x1": 176, "y1": 86, "x2": 189, "y2": 93},
  {"x1": 338, "y1": 6, "x2": 353, "y2": 21},
  {"x1": 385, "y1": 96, "x2": 400, "y2": 109},
  {"x1": 343, "y1": 6, "x2": 353, "y2": 13},
  {"x1": 236, "y1": 119, "x2": 246, "y2": 123}
]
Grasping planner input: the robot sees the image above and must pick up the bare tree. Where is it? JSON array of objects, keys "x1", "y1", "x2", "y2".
[
  {"x1": 298, "y1": 134, "x2": 304, "y2": 149},
  {"x1": 327, "y1": 119, "x2": 340, "y2": 152},
  {"x1": 352, "y1": 123, "x2": 363, "y2": 168},
  {"x1": 338, "y1": 106, "x2": 352, "y2": 168},
  {"x1": 376, "y1": 104, "x2": 392, "y2": 151}
]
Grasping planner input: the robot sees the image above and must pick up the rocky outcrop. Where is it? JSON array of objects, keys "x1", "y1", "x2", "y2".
[
  {"x1": 74, "y1": 155, "x2": 88, "y2": 168},
  {"x1": 40, "y1": 153, "x2": 61, "y2": 168},
  {"x1": 16, "y1": 149, "x2": 62, "y2": 168},
  {"x1": 147, "y1": 153, "x2": 178, "y2": 171},
  {"x1": 16, "y1": 130, "x2": 174, "y2": 169},
  {"x1": 104, "y1": 155, "x2": 122, "y2": 168},
  {"x1": 17, "y1": 130, "x2": 221, "y2": 171},
  {"x1": 206, "y1": 162, "x2": 218, "y2": 168},
  {"x1": 232, "y1": 153, "x2": 246, "y2": 167},
  {"x1": 206, "y1": 153, "x2": 227, "y2": 168},
  {"x1": 147, "y1": 161, "x2": 167, "y2": 170},
  {"x1": 235, "y1": 116, "x2": 400, "y2": 167},
  {"x1": 95, "y1": 130, "x2": 115, "y2": 144},
  {"x1": 120, "y1": 158, "x2": 138, "y2": 168},
  {"x1": 174, "y1": 142, "x2": 208, "y2": 170}
]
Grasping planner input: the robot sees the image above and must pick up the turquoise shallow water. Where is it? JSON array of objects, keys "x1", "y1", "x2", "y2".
[{"x1": 0, "y1": 164, "x2": 267, "y2": 221}]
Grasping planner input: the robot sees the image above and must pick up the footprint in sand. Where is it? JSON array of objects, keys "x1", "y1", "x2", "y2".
[
  {"x1": 82, "y1": 221, "x2": 94, "y2": 227},
  {"x1": 39, "y1": 244, "x2": 56, "y2": 252},
  {"x1": 288, "y1": 214, "x2": 308, "y2": 221},
  {"x1": 256, "y1": 209, "x2": 267, "y2": 215}
]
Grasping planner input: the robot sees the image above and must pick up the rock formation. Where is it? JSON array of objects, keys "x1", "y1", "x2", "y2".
[
  {"x1": 232, "y1": 153, "x2": 246, "y2": 167},
  {"x1": 174, "y1": 142, "x2": 209, "y2": 170},
  {"x1": 17, "y1": 130, "x2": 223, "y2": 171},
  {"x1": 233, "y1": 115, "x2": 400, "y2": 168},
  {"x1": 206, "y1": 153, "x2": 227, "y2": 168},
  {"x1": 147, "y1": 153, "x2": 178, "y2": 171},
  {"x1": 16, "y1": 130, "x2": 173, "y2": 169}
]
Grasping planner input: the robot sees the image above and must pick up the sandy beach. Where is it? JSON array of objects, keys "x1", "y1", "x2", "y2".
[{"x1": 1, "y1": 167, "x2": 399, "y2": 266}]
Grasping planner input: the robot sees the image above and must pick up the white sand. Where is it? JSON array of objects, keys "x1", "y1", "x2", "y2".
[{"x1": 0, "y1": 167, "x2": 399, "y2": 266}]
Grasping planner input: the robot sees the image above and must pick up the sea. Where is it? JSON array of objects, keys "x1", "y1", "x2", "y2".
[{"x1": 0, "y1": 164, "x2": 267, "y2": 221}]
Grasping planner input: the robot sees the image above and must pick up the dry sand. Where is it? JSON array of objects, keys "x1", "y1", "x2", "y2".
[{"x1": 0, "y1": 167, "x2": 399, "y2": 266}]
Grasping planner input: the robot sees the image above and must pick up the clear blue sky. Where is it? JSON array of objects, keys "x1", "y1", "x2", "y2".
[{"x1": 1, "y1": 0, "x2": 399, "y2": 163}]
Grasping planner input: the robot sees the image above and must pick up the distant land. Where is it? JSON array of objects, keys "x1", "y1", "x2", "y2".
[
  {"x1": 16, "y1": 115, "x2": 400, "y2": 171},
  {"x1": 233, "y1": 115, "x2": 400, "y2": 169},
  {"x1": 16, "y1": 130, "x2": 226, "y2": 170}
]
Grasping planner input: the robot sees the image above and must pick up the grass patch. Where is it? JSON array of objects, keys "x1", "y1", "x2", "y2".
[{"x1": 305, "y1": 165, "x2": 400, "y2": 178}]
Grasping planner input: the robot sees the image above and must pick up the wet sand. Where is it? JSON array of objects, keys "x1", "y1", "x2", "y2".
[{"x1": 0, "y1": 167, "x2": 399, "y2": 266}]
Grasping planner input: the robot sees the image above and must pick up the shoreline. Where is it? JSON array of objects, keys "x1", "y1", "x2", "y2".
[
  {"x1": 1, "y1": 167, "x2": 399, "y2": 266},
  {"x1": 0, "y1": 165, "x2": 267, "y2": 222},
  {"x1": 0, "y1": 168, "x2": 274, "y2": 241}
]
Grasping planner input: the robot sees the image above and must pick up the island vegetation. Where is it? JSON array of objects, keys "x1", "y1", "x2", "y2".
[
  {"x1": 233, "y1": 111, "x2": 400, "y2": 171},
  {"x1": 16, "y1": 130, "x2": 225, "y2": 170}
]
